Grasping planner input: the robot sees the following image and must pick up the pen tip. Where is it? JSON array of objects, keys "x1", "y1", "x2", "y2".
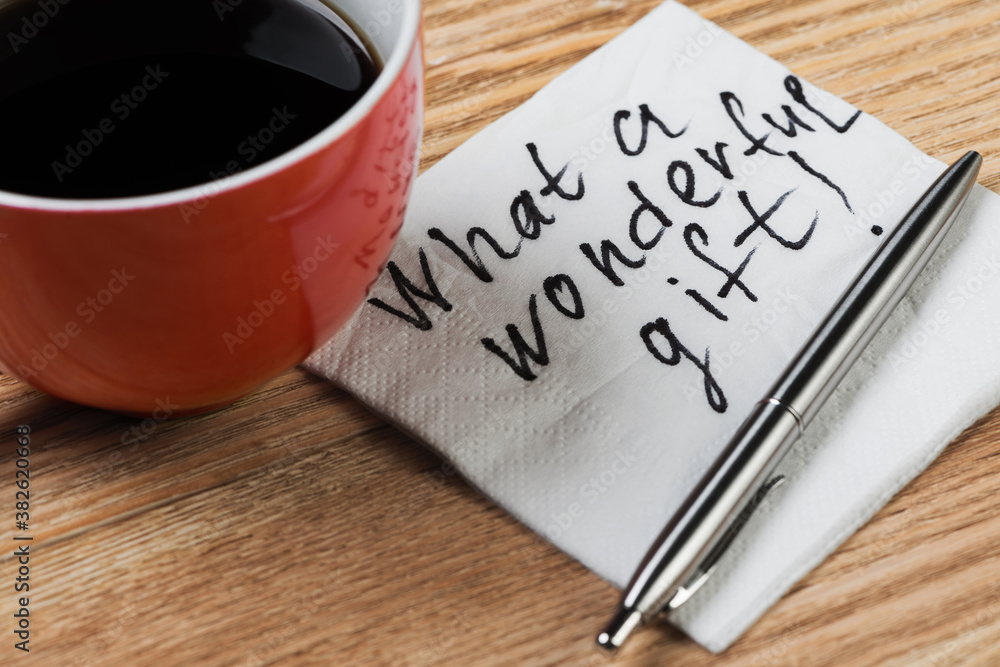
[
  {"x1": 959, "y1": 150, "x2": 983, "y2": 172},
  {"x1": 596, "y1": 607, "x2": 643, "y2": 651}
]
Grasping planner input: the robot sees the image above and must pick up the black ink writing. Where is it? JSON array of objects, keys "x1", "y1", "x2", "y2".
[
  {"x1": 684, "y1": 223, "x2": 759, "y2": 302},
  {"x1": 427, "y1": 226, "x2": 520, "y2": 283},
  {"x1": 527, "y1": 143, "x2": 585, "y2": 201},
  {"x1": 511, "y1": 190, "x2": 556, "y2": 240},
  {"x1": 734, "y1": 189, "x2": 818, "y2": 250},
  {"x1": 640, "y1": 317, "x2": 727, "y2": 413},
  {"x1": 482, "y1": 274, "x2": 585, "y2": 381},
  {"x1": 363, "y1": 69, "x2": 867, "y2": 399},
  {"x1": 787, "y1": 150, "x2": 854, "y2": 213},
  {"x1": 482, "y1": 294, "x2": 549, "y2": 381},
  {"x1": 695, "y1": 142, "x2": 733, "y2": 179},
  {"x1": 762, "y1": 105, "x2": 815, "y2": 137},
  {"x1": 580, "y1": 240, "x2": 646, "y2": 287},
  {"x1": 614, "y1": 103, "x2": 687, "y2": 156},
  {"x1": 667, "y1": 160, "x2": 722, "y2": 208},
  {"x1": 721, "y1": 92, "x2": 782, "y2": 157},
  {"x1": 368, "y1": 249, "x2": 453, "y2": 331},
  {"x1": 628, "y1": 180, "x2": 672, "y2": 250},
  {"x1": 543, "y1": 274, "x2": 585, "y2": 320},
  {"x1": 686, "y1": 289, "x2": 728, "y2": 321},
  {"x1": 784, "y1": 76, "x2": 860, "y2": 134}
]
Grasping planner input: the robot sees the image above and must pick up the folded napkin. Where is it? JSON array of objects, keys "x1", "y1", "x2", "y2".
[{"x1": 304, "y1": 0, "x2": 1000, "y2": 651}]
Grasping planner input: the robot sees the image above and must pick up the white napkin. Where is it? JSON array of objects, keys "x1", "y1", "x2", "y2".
[{"x1": 304, "y1": 0, "x2": 1000, "y2": 651}]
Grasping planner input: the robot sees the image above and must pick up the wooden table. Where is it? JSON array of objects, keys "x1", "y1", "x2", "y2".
[{"x1": 4, "y1": 0, "x2": 1000, "y2": 664}]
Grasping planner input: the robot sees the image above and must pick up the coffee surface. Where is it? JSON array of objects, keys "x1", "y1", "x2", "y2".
[{"x1": 0, "y1": 0, "x2": 380, "y2": 199}]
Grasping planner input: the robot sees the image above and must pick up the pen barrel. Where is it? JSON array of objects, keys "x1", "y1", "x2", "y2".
[
  {"x1": 769, "y1": 152, "x2": 981, "y2": 426},
  {"x1": 621, "y1": 400, "x2": 800, "y2": 615},
  {"x1": 612, "y1": 152, "x2": 981, "y2": 634}
]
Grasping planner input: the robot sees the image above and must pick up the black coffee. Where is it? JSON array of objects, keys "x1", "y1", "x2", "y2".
[{"x1": 0, "y1": 0, "x2": 380, "y2": 199}]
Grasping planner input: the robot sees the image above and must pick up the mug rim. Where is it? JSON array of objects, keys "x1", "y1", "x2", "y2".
[{"x1": 0, "y1": 0, "x2": 422, "y2": 213}]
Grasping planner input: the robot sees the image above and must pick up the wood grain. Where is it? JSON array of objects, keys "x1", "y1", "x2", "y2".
[{"x1": 3, "y1": 0, "x2": 1000, "y2": 664}]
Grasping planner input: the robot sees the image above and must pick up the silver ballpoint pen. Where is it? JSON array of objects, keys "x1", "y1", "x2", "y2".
[{"x1": 597, "y1": 151, "x2": 982, "y2": 651}]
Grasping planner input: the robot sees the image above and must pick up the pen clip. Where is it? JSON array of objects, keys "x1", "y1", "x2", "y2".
[{"x1": 665, "y1": 474, "x2": 787, "y2": 611}]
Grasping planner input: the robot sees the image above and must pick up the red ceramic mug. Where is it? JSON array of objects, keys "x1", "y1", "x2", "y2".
[{"x1": 0, "y1": 0, "x2": 423, "y2": 416}]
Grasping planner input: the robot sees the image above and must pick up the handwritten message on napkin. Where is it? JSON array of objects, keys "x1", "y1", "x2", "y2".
[{"x1": 305, "y1": 0, "x2": 1000, "y2": 650}]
